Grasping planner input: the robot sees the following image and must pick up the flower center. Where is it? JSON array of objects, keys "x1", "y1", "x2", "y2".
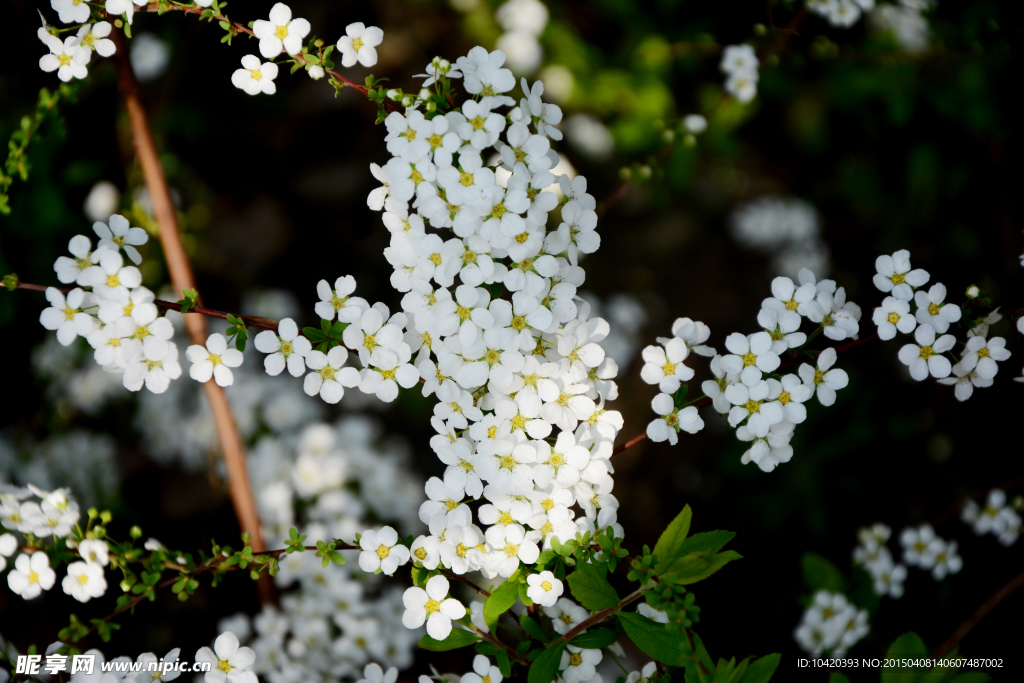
[
  {"x1": 928, "y1": 303, "x2": 940, "y2": 315},
  {"x1": 106, "y1": 274, "x2": 120, "y2": 287},
  {"x1": 252, "y1": 69, "x2": 263, "y2": 80},
  {"x1": 209, "y1": 353, "x2": 222, "y2": 365},
  {"x1": 217, "y1": 660, "x2": 233, "y2": 673},
  {"x1": 485, "y1": 349, "x2": 501, "y2": 364},
  {"x1": 463, "y1": 250, "x2": 478, "y2": 264},
  {"x1": 978, "y1": 347, "x2": 990, "y2": 358},
  {"x1": 376, "y1": 544, "x2": 391, "y2": 559},
  {"x1": 321, "y1": 366, "x2": 336, "y2": 381},
  {"x1": 471, "y1": 116, "x2": 486, "y2": 131},
  {"x1": 414, "y1": 548, "x2": 427, "y2": 560},
  {"x1": 428, "y1": 133, "x2": 443, "y2": 149},
  {"x1": 491, "y1": 203, "x2": 506, "y2": 219},
  {"x1": 504, "y1": 543, "x2": 519, "y2": 557},
  {"x1": 785, "y1": 298, "x2": 799, "y2": 311},
  {"x1": 887, "y1": 312, "x2": 900, "y2": 325},
  {"x1": 814, "y1": 369, "x2": 825, "y2": 385},
  {"x1": 745, "y1": 400, "x2": 761, "y2": 414},
  {"x1": 511, "y1": 315, "x2": 528, "y2": 331},
  {"x1": 460, "y1": 171, "x2": 475, "y2": 187},
  {"x1": 499, "y1": 455, "x2": 517, "y2": 470},
  {"x1": 362, "y1": 334, "x2": 377, "y2": 351},
  {"x1": 275, "y1": 25, "x2": 289, "y2": 40},
  {"x1": 514, "y1": 147, "x2": 527, "y2": 162},
  {"x1": 380, "y1": 368, "x2": 397, "y2": 381},
  {"x1": 662, "y1": 361, "x2": 676, "y2": 376},
  {"x1": 569, "y1": 654, "x2": 582, "y2": 667},
  {"x1": 352, "y1": 37, "x2": 364, "y2": 51},
  {"x1": 510, "y1": 414, "x2": 527, "y2": 430},
  {"x1": 456, "y1": 305, "x2": 473, "y2": 321},
  {"x1": 742, "y1": 352, "x2": 757, "y2": 367},
  {"x1": 28, "y1": 570, "x2": 39, "y2": 583},
  {"x1": 919, "y1": 345, "x2": 933, "y2": 360},
  {"x1": 515, "y1": 231, "x2": 530, "y2": 244},
  {"x1": 280, "y1": 341, "x2": 293, "y2": 354},
  {"x1": 499, "y1": 511, "x2": 515, "y2": 525},
  {"x1": 58, "y1": 54, "x2": 72, "y2": 66},
  {"x1": 541, "y1": 580, "x2": 552, "y2": 591},
  {"x1": 778, "y1": 391, "x2": 791, "y2": 405},
  {"x1": 81, "y1": 33, "x2": 95, "y2": 48},
  {"x1": 410, "y1": 169, "x2": 424, "y2": 184},
  {"x1": 63, "y1": 306, "x2": 76, "y2": 320},
  {"x1": 456, "y1": 543, "x2": 468, "y2": 558},
  {"x1": 549, "y1": 453, "x2": 564, "y2": 467},
  {"x1": 77, "y1": 573, "x2": 90, "y2": 585},
  {"x1": 890, "y1": 272, "x2": 906, "y2": 285}
]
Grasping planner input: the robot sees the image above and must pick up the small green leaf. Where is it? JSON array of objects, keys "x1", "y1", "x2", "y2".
[
  {"x1": 670, "y1": 550, "x2": 742, "y2": 585},
  {"x1": 484, "y1": 579, "x2": 519, "y2": 633},
  {"x1": 652, "y1": 505, "x2": 692, "y2": 574},
  {"x1": 617, "y1": 612, "x2": 691, "y2": 667},
  {"x1": 418, "y1": 628, "x2": 480, "y2": 651},
  {"x1": 881, "y1": 633, "x2": 928, "y2": 683},
  {"x1": 519, "y1": 614, "x2": 549, "y2": 642},
  {"x1": 801, "y1": 552, "x2": 847, "y2": 594},
  {"x1": 496, "y1": 649, "x2": 512, "y2": 678},
  {"x1": 569, "y1": 628, "x2": 618, "y2": 650},
  {"x1": 567, "y1": 561, "x2": 619, "y2": 610},
  {"x1": 528, "y1": 643, "x2": 565, "y2": 683},
  {"x1": 736, "y1": 653, "x2": 780, "y2": 683}
]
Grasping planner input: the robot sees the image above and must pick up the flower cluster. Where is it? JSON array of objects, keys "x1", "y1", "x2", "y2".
[
  {"x1": 806, "y1": 0, "x2": 877, "y2": 28},
  {"x1": 1, "y1": 484, "x2": 110, "y2": 603},
  {"x1": 40, "y1": 215, "x2": 188, "y2": 394},
  {"x1": 852, "y1": 524, "x2": 907, "y2": 599},
  {"x1": 37, "y1": 15, "x2": 116, "y2": 83},
  {"x1": 645, "y1": 268, "x2": 861, "y2": 473},
  {"x1": 871, "y1": 250, "x2": 1012, "y2": 399},
  {"x1": 961, "y1": 489, "x2": 1022, "y2": 547},
  {"x1": 793, "y1": 591, "x2": 869, "y2": 657},
  {"x1": 720, "y1": 44, "x2": 759, "y2": 103}
]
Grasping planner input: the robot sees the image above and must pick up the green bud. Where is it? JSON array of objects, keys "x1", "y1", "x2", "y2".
[
  {"x1": 965, "y1": 285, "x2": 980, "y2": 299},
  {"x1": 130, "y1": 526, "x2": 142, "y2": 539},
  {"x1": 753, "y1": 23, "x2": 767, "y2": 36}
]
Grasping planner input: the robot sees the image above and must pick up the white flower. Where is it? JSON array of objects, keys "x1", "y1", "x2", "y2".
[
  {"x1": 337, "y1": 22, "x2": 384, "y2": 68},
  {"x1": 123, "y1": 339, "x2": 182, "y2": 394},
  {"x1": 798, "y1": 347, "x2": 849, "y2": 406},
  {"x1": 870, "y1": 559, "x2": 907, "y2": 599},
  {"x1": 231, "y1": 55, "x2": 279, "y2": 96},
  {"x1": 937, "y1": 362, "x2": 992, "y2": 401},
  {"x1": 560, "y1": 645, "x2": 602, "y2": 683},
  {"x1": 516, "y1": 78, "x2": 563, "y2": 140},
  {"x1": 358, "y1": 526, "x2": 410, "y2": 575},
  {"x1": 804, "y1": 288, "x2": 860, "y2": 341},
  {"x1": 958, "y1": 336, "x2": 1010, "y2": 379},
  {"x1": 526, "y1": 571, "x2": 564, "y2": 606},
  {"x1": 766, "y1": 374, "x2": 813, "y2": 424},
  {"x1": 79, "y1": 249, "x2": 142, "y2": 303},
  {"x1": 186, "y1": 333, "x2": 244, "y2": 387},
  {"x1": 195, "y1": 632, "x2": 257, "y2": 683},
  {"x1": 7, "y1": 552, "x2": 56, "y2": 599},
  {"x1": 75, "y1": 22, "x2": 117, "y2": 58},
  {"x1": 720, "y1": 44, "x2": 759, "y2": 76},
  {"x1": 484, "y1": 524, "x2": 540, "y2": 577},
  {"x1": 39, "y1": 287, "x2": 96, "y2": 346},
  {"x1": 343, "y1": 306, "x2": 407, "y2": 367},
  {"x1": 897, "y1": 324, "x2": 954, "y2": 381},
  {"x1": 52, "y1": 0, "x2": 91, "y2": 24},
  {"x1": 726, "y1": 381, "x2": 784, "y2": 436},
  {"x1": 724, "y1": 72, "x2": 758, "y2": 102},
  {"x1": 873, "y1": 249, "x2": 929, "y2": 300},
  {"x1": 358, "y1": 664, "x2": 398, "y2": 683},
  {"x1": 967, "y1": 308, "x2": 1002, "y2": 338},
  {"x1": 78, "y1": 539, "x2": 110, "y2": 566},
  {"x1": 647, "y1": 393, "x2": 703, "y2": 445},
  {"x1": 899, "y1": 524, "x2": 936, "y2": 568},
  {"x1": 640, "y1": 338, "x2": 694, "y2": 393},
  {"x1": 94, "y1": 213, "x2": 148, "y2": 265},
  {"x1": 913, "y1": 284, "x2": 961, "y2": 333},
  {"x1": 0, "y1": 534, "x2": 17, "y2": 572},
  {"x1": 763, "y1": 275, "x2": 817, "y2": 317},
  {"x1": 252, "y1": 3, "x2": 311, "y2": 58},
  {"x1": 105, "y1": 0, "x2": 148, "y2": 25},
  {"x1": 54, "y1": 234, "x2": 103, "y2": 284},
  {"x1": 872, "y1": 296, "x2": 916, "y2": 340},
  {"x1": 402, "y1": 575, "x2": 466, "y2": 640},
  {"x1": 39, "y1": 34, "x2": 89, "y2": 82},
  {"x1": 721, "y1": 331, "x2": 781, "y2": 386},
  {"x1": 315, "y1": 275, "x2": 366, "y2": 322},
  {"x1": 757, "y1": 307, "x2": 806, "y2": 354},
  {"x1": 62, "y1": 560, "x2": 107, "y2": 602},
  {"x1": 254, "y1": 318, "x2": 311, "y2": 377},
  {"x1": 925, "y1": 539, "x2": 963, "y2": 581},
  {"x1": 303, "y1": 346, "x2": 360, "y2": 404},
  {"x1": 702, "y1": 354, "x2": 741, "y2": 414}
]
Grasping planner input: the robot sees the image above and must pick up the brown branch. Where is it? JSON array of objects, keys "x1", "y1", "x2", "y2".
[
  {"x1": 134, "y1": 4, "x2": 397, "y2": 113},
  {"x1": 440, "y1": 566, "x2": 491, "y2": 597},
  {"x1": 547, "y1": 585, "x2": 648, "y2": 649},
  {"x1": 110, "y1": 31, "x2": 270, "y2": 602},
  {"x1": 934, "y1": 570, "x2": 1024, "y2": 658}
]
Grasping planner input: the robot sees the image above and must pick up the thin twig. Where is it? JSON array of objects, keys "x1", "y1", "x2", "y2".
[
  {"x1": 110, "y1": 31, "x2": 269, "y2": 601},
  {"x1": 546, "y1": 585, "x2": 648, "y2": 648},
  {"x1": 934, "y1": 570, "x2": 1024, "y2": 658},
  {"x1": 134, "y1": 4, "x2": 397, "y2": 113}
]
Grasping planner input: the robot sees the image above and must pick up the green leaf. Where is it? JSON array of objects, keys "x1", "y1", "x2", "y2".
[
  {"x1": 881, "y1": 633, "x2": 928, "y2": 683},
  {"x1": 519, "y1": 614, "x2": 549, "y2": 642},
  {"x1": 617, "y1": 612, "x2": 691, "y2": 666},
  {"x1": 736, "y1": 653, "x2": 780, "y2": 683},
  {"x1": 418, "y1": 628, "x2": 480, "y2": 651},
  {"x1": 570, "y1": 628, "x2": 619, "y2": 650},
  {"x1": 304, "y1": 327, "x2": 326, "y2": 341},
  {"x1": 671, "y1": 550, "x2": 742, "y2": 586},
  {"x1": 652, "y1": 505, "x2": 691, "y2": 573},
  {"x1": 568, "y1": 562, "x2": 619, "y2": 610},
  {"x1": 829, "y1": 674, "x2": 851, "y2": 683},
  {"x1": 484, "y1": 579, "x2": 519, "y2": 633},
  {"x1": 801, "y1": 552, "x2": 847, "y2": 594},
  {"x1": 528, "y1": 643, "x2": 565, "y2": 683},
  {"x1": 496, "y1": 649, "x2": 512, "y2": 678}
]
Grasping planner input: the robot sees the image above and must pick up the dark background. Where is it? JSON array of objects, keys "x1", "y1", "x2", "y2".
[{"x1": 1, "y1": 0, "x2": 1021, "y2": 680}]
